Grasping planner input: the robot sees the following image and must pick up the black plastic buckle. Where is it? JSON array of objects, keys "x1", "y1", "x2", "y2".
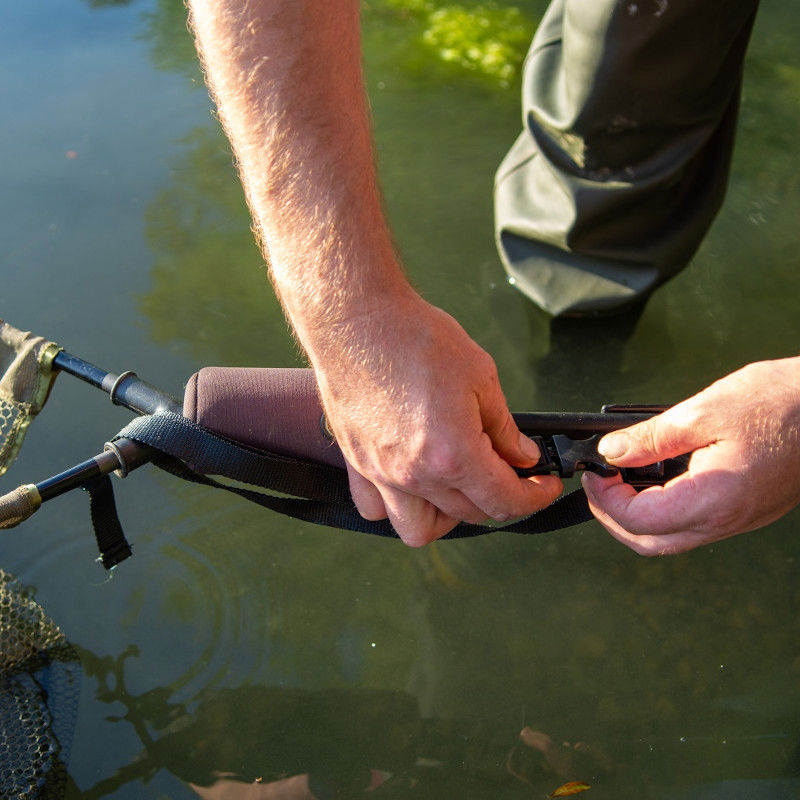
[{"x1": 517, "y1": 404, "x2": 688, "y2": 488}]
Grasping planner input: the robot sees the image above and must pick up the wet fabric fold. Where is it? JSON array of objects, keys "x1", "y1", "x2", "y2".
[{"x1": 494, "y1": 0, "x2": 760, "y2": 316}]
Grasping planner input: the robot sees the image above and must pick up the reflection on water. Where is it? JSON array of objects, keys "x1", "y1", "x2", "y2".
[
  {"x1": 140, "y1": 126, "x2": 290, "y2": 366},
  {"x1": 1, "y1": 0, "x2": 799, "y2": 797},
  {"x1": 72, "y1": 631, "x2": 800, "y2": 799}
]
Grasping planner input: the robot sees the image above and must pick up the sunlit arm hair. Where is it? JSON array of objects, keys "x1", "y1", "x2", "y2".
[{"x1": 186, "y1": 0, "x2": 413, "y2": 362}]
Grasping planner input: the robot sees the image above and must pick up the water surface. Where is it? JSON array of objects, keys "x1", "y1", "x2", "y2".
[{"x1": 1, "y1": 1, "x2": 799, "y2": 798}]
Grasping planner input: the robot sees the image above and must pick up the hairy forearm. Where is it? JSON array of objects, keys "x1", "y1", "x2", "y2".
[{"x1": 187, "y1": 0, "x2": 411, "y2": 355}]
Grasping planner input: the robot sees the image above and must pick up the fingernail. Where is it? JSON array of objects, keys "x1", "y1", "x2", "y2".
[
  {"x1": 519, "y1": 433, "x2": 541, "y2": 462},
  {"x1": 598, "y1": 432, "x2": 628, "y2": 461}
]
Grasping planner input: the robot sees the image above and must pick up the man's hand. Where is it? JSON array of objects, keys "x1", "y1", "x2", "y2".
[
  {"x1": 185, "y1": 0, "x2": 561, "y2": 545},
  {"x1": 582, "y1": 357, "x2": 800, "y2": 555},
  {"x1": 314, "y1": 291, "x2": 563, "y2": 546}
]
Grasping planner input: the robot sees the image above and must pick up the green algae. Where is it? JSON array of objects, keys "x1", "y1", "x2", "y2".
[{"x1": 383, "y1": 0, "x2": 536, "y2": 87}]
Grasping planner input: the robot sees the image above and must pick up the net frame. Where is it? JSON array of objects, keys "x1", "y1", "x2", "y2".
[
  {"x1": 0, "y1": 569, "x2": 81, "y2": 799},
  {"x1": 0, "y1": 321, "x2": 61, "y2": 478}
]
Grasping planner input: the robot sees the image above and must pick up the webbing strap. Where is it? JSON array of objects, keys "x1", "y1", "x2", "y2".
[
  {"x1": 119, "y1": 413, "x2": 351, "y2": 502},
  {"x1": 112, "y1": 412, "x2": 593, "y2": 539},
  {"x1": 82, "y1": 474, "x2": 133, "y2": 568}
]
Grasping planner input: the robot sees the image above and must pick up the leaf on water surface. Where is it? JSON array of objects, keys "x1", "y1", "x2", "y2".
[{"x1": 550, "y1": 781, "x2": 591, "y2": 797}]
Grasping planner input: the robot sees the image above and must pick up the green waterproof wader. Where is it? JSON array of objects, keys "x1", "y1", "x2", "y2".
[{"x1": 494, "y1": 0, "x2": 760, "y2": 316}]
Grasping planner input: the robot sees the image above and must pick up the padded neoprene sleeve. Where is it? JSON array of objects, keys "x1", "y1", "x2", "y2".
[{"x1": 183, "y1": 367, "x2": 345, "y2": 468}]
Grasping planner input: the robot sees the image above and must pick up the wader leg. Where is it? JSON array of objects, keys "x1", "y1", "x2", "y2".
[{"x1": 494, "y1": 0, "x2": 760, "y2": 317}]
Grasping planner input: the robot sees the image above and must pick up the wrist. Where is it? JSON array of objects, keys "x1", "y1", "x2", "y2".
[{"x1": 282, "y1": 270, "x2": 422, "y2": 365}]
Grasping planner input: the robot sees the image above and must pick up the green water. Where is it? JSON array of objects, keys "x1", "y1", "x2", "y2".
[{"x1": 1, "y1": 1, "x2": 799, "y2": 797}]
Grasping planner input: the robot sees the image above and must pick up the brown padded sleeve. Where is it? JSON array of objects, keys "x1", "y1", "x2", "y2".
[{"x1": 183, "y1": 367, "x2": 345, "y2": 469}]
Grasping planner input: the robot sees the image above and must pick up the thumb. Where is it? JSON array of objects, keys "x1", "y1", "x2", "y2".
[
  {"x1": 482, "y1": 403, "x2": 542, "y2": 467},
  {"x1": 598, "y1": 404, "x2": 709, "y2": 468}
]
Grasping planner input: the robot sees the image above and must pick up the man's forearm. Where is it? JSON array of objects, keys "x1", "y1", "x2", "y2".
[{"x1": 187, "y1": 0, "x2": 410, "y2": 355}]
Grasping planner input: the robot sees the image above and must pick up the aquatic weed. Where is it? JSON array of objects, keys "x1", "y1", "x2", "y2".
[
  {"x1": 383, "y1": 0, "x2": 536, "y2": 87},
  {"x1": 422, "y1": 5, "x2": 534, "y2": 86}
]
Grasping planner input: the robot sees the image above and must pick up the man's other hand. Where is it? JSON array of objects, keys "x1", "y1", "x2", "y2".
[{"x1": 583, "y1": 357, "x2": 800, "y2": 555}]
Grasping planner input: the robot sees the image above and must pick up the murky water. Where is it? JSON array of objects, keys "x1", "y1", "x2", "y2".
[{"x1": 1, "y1": 1, "x2": 799, "y2": 798}]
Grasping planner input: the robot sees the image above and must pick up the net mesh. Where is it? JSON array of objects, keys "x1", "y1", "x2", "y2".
[
  {"x1": 0, "y1": 320, "x2": 60, "y2": 478},
  {"x1": 0, "y1": 570, "x2": 80, "y2": 799}
]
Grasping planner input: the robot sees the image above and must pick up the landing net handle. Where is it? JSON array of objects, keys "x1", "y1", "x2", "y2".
[
  {"x1": 52, "y1": 351, "x2": 181, "y2": 416},
  {"x1": 0, "y1": 350, "x2": 180, "y2": 531}
]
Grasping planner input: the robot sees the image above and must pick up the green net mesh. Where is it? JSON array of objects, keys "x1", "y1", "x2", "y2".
[
  {"x1": 0, "y1": 321, "x2": 81, "y2": 796},
  {"x1": 0, "y1": 569, "x2": 80, "y2": 799},
  {"x1": 0, "y1": 320, "x2": 61, "y2": 478}
]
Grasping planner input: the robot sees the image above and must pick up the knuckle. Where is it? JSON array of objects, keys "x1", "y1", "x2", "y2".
[
  {"x1": 660, "y1": 403, "x2": 708, "y2": 447},
  {"x1": 494, "y1": 412, "x2": 519, "y2": 444},
  {"x1": 391, "y1": 463, "x2": 419, "y2": 493},
  {"x1": 430, "y1": 448, "x2": 464, "y2": 480},
  {"x1": 482, "y1": 503, "x2": 511, "y2": 522},
  {"x1": 474, "y1": 348, "x2": 498, "y2": 377},
  {"x1": 398, "y1": 530, "x2": 434, "y2": 548},
  {"x1": 642, "y1": 424, "x2": 665, "y2": 454},
  {"x1": 436, "y1": 495, "x2": 487, "y2": 525},
  {"x1": 354, "y1": 503, "x2": 387, "y2": 522},
  {"x1": 376, "y1": 446, "x2": 422, "y2": 492},
  {"x1": 450, "y1": 507, "x2": 488, "y2": 525},
  {"x1": 416, "y1": 439, "x2": 468, "y2": 484},
  {"x1": 502, "y1": 495, "x2": 532, "y2": 519},
  {"x1": 398, "y1": 517, "x2": 455, "y2": 547},
  {"x1": 644, "y1": 421, "x2": 678, "y2": 456},
  {"x1": 485, "y1": 476, "x2": 553, "y2": 521}
]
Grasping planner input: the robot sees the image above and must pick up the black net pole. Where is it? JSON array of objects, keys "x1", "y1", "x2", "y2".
[{"x1": 52, "y1": 351, "x2": 181, "y2": 416}]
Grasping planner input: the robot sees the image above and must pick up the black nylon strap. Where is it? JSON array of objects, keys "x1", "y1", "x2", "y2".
[
  {"x1": 81, "y1": 474, "x2": 133, "y2": 568},
  {"x1": 119, "y1": 413, "x2": 351, "y2": 503},
  {"x1": 114, "y1": 413, "x2": 593, "y2": 539}
]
